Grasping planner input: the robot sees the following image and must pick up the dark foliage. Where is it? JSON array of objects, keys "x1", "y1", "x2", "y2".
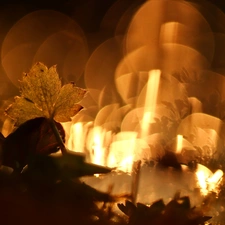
[
  {"x1": 0, "y1": 176, "x2": 126, "y2": 225},
  {"x1": 0, "y1": 117, "x2": 215, "y2": 225},
  {"x1": 0, "y1": 117, "x2": 124, "y2": 225},
  {"x1": 1, "y1": 117, "x2": 65, "y2": 171},
  {"x1": 118, "y1": 193, "x2": 212, "y2": 225}
]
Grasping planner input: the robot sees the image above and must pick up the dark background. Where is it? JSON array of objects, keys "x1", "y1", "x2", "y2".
[
  {"x1": 0, "y1": 0, "x2": 224, "y2": 99},
  {"x1": 1, "y1": 0, "x2": 225, "y2": 33},
  {"x1": 0, "y1": 0, "x2": 118, "y2": 33}
]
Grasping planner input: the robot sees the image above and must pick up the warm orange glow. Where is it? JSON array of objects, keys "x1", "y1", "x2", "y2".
[
  {"x1": 107, "y1": 131, "x2": 137, "y2": 173},
  {"x1": 196, "y1": 164, "x2": 223, "y2": 196},
  {"x1": 207, "y1": 169, "x2": 223, "y2": 192},
  {"x1": 196, "y1": 164, "x2": 212, "y2": 195},
  {"x1": 160, "y1": 22, "x2": 181, "y2": 44},
  {"x1": 66, "y1": 122, "x2": 145, "y2": 173},
  {"x1": 66, "y1": 122, "x2": 93, "y2": 153},
  {"x1": 1, "y1": 118, "x2": 14, "y2": 137},
  {"x1": 177, "y1": 113, "x2": 224, "y2": 156},
  {"x1": 196, "y1": 170, "x2": 208, "y2": 196},
  {"x1": 1, "y1": 0, "x2": 225, "y2": 211},
  {"x1": 1, "y1": 10, "x2": 88, "y2": 87},
  {"x1": 176, "y1": 134, "x2": 183, "y2": 153},
  {"x1": 141, "y1": 70, "x2": 161, "y2": 138},
  {"x1": 91, "y1": 126, "x2": 106, "y2": 165},
  {"x1": 141, "y1": 111, "x2": 152, "y2": 138},
  {"x1": 67, "y1": 122, "x2": 84, "y2": 152}
]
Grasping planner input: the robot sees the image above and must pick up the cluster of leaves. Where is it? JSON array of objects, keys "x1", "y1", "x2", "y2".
[{"x1": 118, "y1": 193, "x2": 212, "y2": 225}]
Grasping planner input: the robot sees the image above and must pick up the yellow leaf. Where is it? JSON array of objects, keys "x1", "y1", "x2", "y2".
[
  {"x1": 5, "y1": 62, "x2": 87, "y2": 126},
  {"x1": 20, "y1": 62, "x2": 61, "y2": 118},
  {"x1": 5, "y1": 97, "x2": 44, "y2": 126},
  {"x1": 53, "y1": 83, "x2": 86, "y2": 122}
]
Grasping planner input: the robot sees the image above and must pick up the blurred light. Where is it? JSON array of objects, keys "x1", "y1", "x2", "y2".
[
  {"x1": 176, "y1": 134, "x2": 183, "y2": 153},
  {"x1": 92, "y1": 126, "x2": 105, "y2": 165},
  {"x1": 141, "y1": 70, "x2": 161, "y2": 138},
  {"x1": 196, "y1": 164, "x2": 223, "y2": 196},
  {"x1": 196, "y1": 170, "x2": 208, "y2": 196},
  {"x1": 207, "y1": 169, "x2": 223, "y2": 193},
  {"x1": 107, "y1": 131, "x2": 137, "y2": 173}
]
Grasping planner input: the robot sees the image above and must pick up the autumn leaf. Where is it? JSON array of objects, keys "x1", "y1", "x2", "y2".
[
  {"x1": 5, "y1": 62, "x2": 87, "y2": 126},
  {"x1": 5, "y1": 96, "x2": 44, "y2": 126},
  {"x1": 53, "y1": 82, "x2": 85, "y2": 122}
]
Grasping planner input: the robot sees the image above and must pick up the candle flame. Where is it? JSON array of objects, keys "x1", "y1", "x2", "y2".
[
  {"x1": 107, "y1": 131, "x2": 137, "y2": 173},
  {"x1": 196, "y1": 164, "x2": 223, "y2": 196},
  {"x1": 65, "y1": 122, "x2": 143, "y2": 173},
  {"x1": 91, "y1": 126, "x2": 105, "y2": 165}
]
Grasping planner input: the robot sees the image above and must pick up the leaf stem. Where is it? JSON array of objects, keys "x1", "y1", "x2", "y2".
[{"x1": 49, "y1": 118, "x2": 67, "y2": 155}]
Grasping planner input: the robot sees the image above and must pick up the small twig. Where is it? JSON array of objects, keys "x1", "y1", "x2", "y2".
[
  {"x1": 131, "y1": 160, "x2": 141, "y2": 205},
  {"x1": 49, "y1": 118, "x2": 67, "y2": 155}
]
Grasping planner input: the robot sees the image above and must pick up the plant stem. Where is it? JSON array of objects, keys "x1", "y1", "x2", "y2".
[
  {"x1": 131, "y1": 160, "x2": 141, "y2": 205},
  {"x1": 49, "y1": 118, "x2": 67, "y2": 155}
]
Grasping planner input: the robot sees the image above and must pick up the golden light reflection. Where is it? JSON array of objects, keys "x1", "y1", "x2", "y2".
[
  {"x1": 66, "y1": 121, "x2": 94, "y2": 154},
  {"x1": 177, "y1": 113, "x2": 225, "y2": 155},
  {"x1": 1, "y1": 118, "x2": 14, "y2": 137},
  {"x1": 107, "y1": 131, "x2": 137, "y2": 173},
  {"x1": 196, "y1": 170, "x2": 208, "y2": 196},
  {"x1": 176, "y1": 134, "x2": 183, "y2": 154},
  {"x1": 141, "y1": 111, "x2": 152, "y2": 138},
  {"x1": 67, "y1": 122, "x2": 85, "y2": 153},
  {"x1": 160, "y1": 22, "x2": 181, "y2": 44},
  {"x1": 196, "y1": 164, "x2": 223, "y2": 196},
  {"x1": 141, "y1": 70, "x2": 161, "y2": 138},
  {"x1": 66, "y1": 119, "x2": 150, "y2": 173},
  {"x1": 207, "y1": 169, "x2": 223, "y2": 193},
  {"x1": 91, "y1": 126, "x2": 106, "y2": 166}
]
